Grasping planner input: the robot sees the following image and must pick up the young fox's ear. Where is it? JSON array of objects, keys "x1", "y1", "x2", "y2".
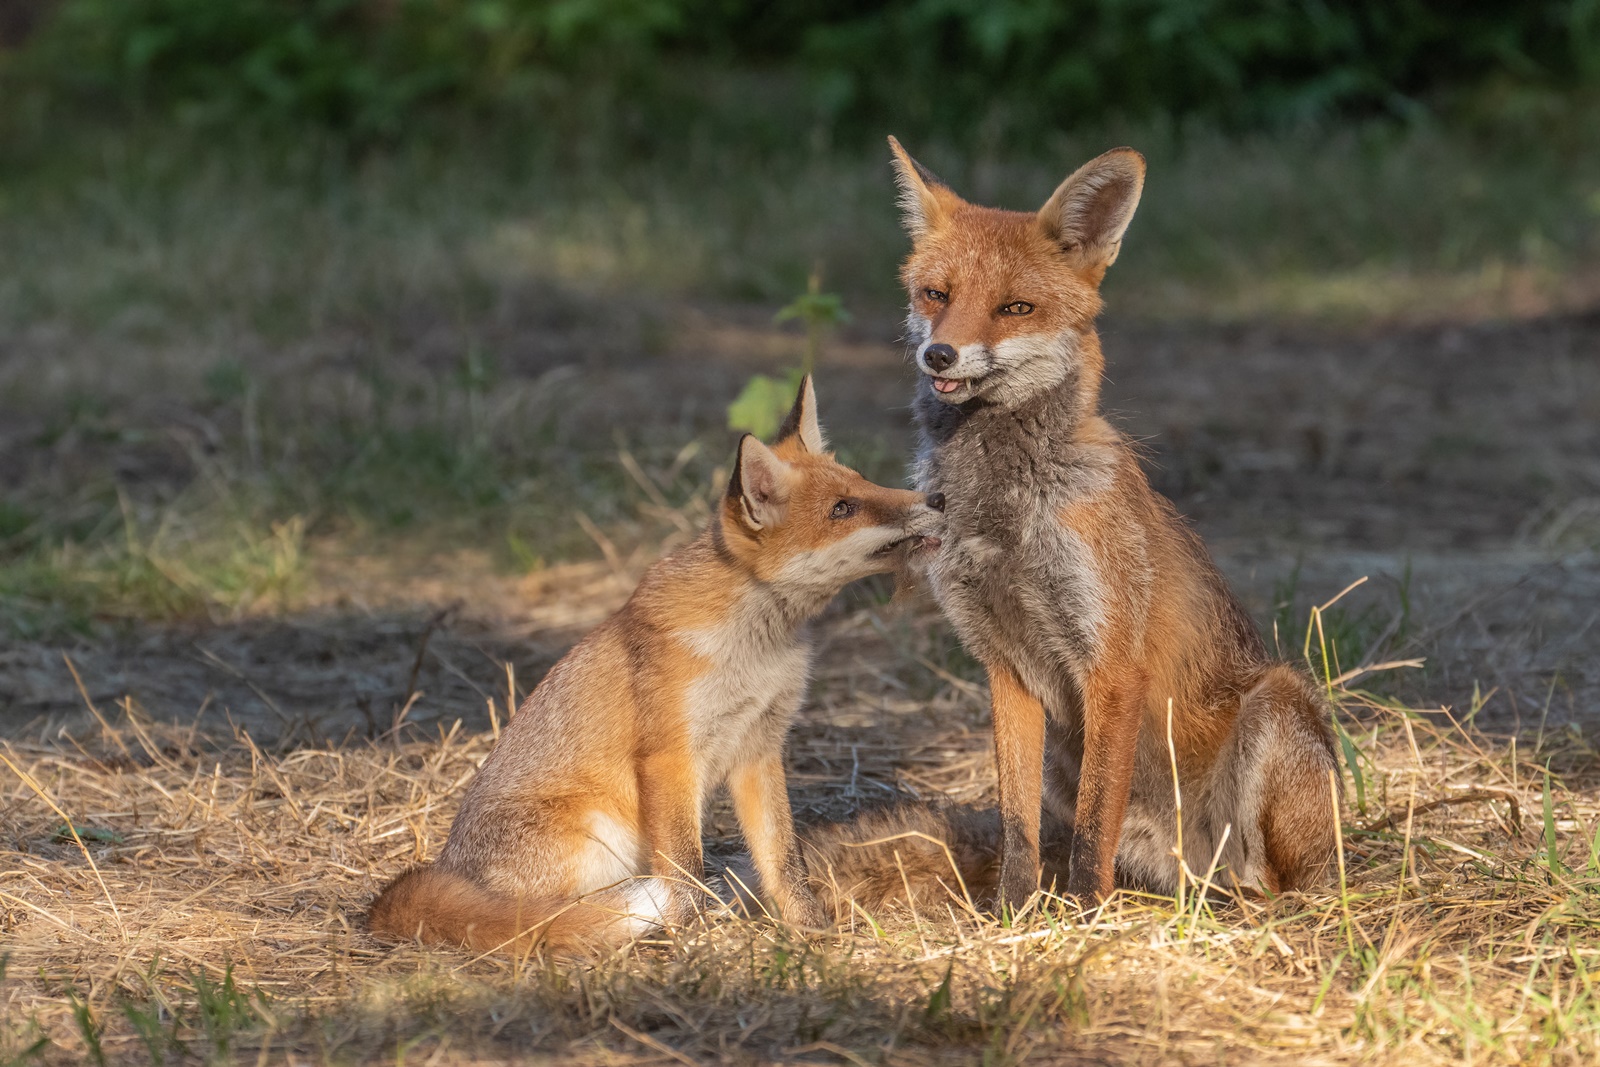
[
  {"x1": 887, "y1": 135, "x2": 964, "y2": 239},
  {"x1": 727, "y1": 435, "x2": 791, "y2": 532},
  {"x1": 1036, "y1": 148, "x2": 1146, "y2": 272},
  {"x1": 775, "y1": 373, "x2": 827, "y2": 453}
]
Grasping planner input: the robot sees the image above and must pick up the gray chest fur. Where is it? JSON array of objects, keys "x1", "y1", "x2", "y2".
[{"x1": 913, "y1": 380, "x2": 1121, "y2": 711}]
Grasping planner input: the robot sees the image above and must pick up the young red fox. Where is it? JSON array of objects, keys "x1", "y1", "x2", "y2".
[
  {"x1": 874, "y1": 137, "x2": 1339, "y2": 909},
  {"x1": 367, "y1": 376, "x2": 946, "y2": 954}
]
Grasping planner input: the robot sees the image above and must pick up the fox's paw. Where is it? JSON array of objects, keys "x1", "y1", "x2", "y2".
[{"x1": 779, "y1": 887, "x2": 831, "y2": 933}]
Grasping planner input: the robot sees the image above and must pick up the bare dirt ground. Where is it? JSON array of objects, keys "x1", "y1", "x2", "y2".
[{"x1": 4, "y1": 303, "x2": 1596, "y2": 747}]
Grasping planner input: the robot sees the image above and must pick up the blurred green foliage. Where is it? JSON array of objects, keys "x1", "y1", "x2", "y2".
[
  {"x1": 7, "y1": 0, "x2": 683, "y2": 137},
  {"x1": 799, "y1": 0, "x2": 1600, "y2": 130},
  {"x1": 726, "y1": 369, "x2": 804, "y2": 442},
  {"x1": 729, "y1": 273, "x2": 848, "y2": 438},
  {"x1": 6, "y1": 0, "x2": 1600, "y2": 141}
]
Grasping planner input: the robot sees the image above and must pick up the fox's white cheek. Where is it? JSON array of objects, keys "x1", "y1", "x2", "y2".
[
  {"x1": 988, "y1": 330, "x2": 1079, "y2": 401},
  {"x1": 993, "y1": 330, "x2": 1074, "y2": 366},
  {"x1": 773, "y1": 527, "x2": 899, "y2": 590}
]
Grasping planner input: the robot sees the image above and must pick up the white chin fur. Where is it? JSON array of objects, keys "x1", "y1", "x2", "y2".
[{"x1": 925, "y1": 375, "x2": 980, "y2": 402}]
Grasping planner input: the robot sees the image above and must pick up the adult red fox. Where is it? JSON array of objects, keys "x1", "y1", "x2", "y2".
[
  {"x1": 870, "y1": 137, "x2": 1339, "y2": 909},
  {"x1": 368, "y1": 376, "x2": 946, "y2": 954}
]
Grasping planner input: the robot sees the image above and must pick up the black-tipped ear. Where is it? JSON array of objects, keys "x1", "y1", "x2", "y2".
[
  {"x1": 775, "y1": 374, "x2": 827, "y2": 453},
  {"x1": 1036, "y1": 148, "x2": 1146, "y2": 271},
  {"x1": 888, "y1": 135, "x2": 965, "y2": 240},
  {"x1": 726, "y1": 434, "x2": 791, "y2": 532}
]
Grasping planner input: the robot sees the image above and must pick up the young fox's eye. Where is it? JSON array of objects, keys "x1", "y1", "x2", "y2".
[
  {"x1": 1000, "y1": 301, "x2": 1034, "y2": 315},
  {"x1": 924, "y1": 288, "x2": 948, "y2": 303},
  {"x1": 830, "y1": 499, "x2": 858, "y2": 520}
]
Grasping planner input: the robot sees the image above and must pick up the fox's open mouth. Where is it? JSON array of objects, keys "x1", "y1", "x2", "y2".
[
  {"x1": 930, "y1": 375, "x2": 978, "y2": 395},
  {"x1": 876, "y1": 533, "x2": 943, "y2": 557}
]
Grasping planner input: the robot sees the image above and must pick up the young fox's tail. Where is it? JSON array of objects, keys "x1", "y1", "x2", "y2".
[
  {"x1": 367, "y1": 866, "x2": 663, "y2": 956},
  {"x1": 800, "y1": 804, "x2": 1073, "y2": 917}
]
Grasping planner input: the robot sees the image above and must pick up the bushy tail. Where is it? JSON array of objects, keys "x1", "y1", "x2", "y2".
[
  {"x1": 367, "y1": 866, "x2": 657, "y2": 956},
  {"x1": 799, "y1": 804, "x2": 1072, "y2": 918}
]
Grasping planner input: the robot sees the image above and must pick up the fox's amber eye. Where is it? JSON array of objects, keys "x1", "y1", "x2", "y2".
[
  {"x1": 1000, "y1": 301, "x2": 1034, "y2": 315},
  {"x1": 830, "y1": 499, "x2": 858, "y2": 520},
  {"x1": 924, "y1": 288, "x2": 948, "y2": 303}
]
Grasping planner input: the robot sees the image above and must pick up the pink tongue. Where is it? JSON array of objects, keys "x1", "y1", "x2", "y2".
[{"x1": 934, "y1": 377, "x2": 961, "y2": 393}]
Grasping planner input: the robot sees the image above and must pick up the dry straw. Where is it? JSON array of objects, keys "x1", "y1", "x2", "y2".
[{"x1": 2, "y1": 594, "x2": 1598, "y2": 1065}]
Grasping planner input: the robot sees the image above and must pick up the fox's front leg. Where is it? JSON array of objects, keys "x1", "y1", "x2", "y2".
[
  {"x1": 1065, "y1": 665, "x2": 1146, "y2": 904},
  {"x1": 987, "y1": 660, "x2": 1047, "y2": 913},
  {"x1": 637, "y1": 747, "x2": 706, "y2": 925},
  {"x1": 728, "y1": 751, "x2": 828, "y2": 929}
]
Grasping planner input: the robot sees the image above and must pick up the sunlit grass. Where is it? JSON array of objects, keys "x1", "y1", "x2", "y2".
[{"x1": 1, "y1": 641, "x2": 1597, "y2": 1064}]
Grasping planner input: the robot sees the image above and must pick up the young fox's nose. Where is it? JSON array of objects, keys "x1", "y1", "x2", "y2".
[
  {"x1": 923, "y1": 344, "x2": 958, "y2": 372},
  {"x1": 925, "y1": 492, "x2": 945, "y2": 511}
]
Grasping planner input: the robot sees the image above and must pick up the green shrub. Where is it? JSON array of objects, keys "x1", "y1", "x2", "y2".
[
  {"x1": 9, "y1": 0, "x2": 684, "y2": 137},
  {"x1": 796, "y1": 0, "x2": 1600, "y2": 132},
  {"x1": 8, "y1": 0, "x2": 1600, "y2": 141}
]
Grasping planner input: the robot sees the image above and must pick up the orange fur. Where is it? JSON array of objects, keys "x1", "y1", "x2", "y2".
[
  {"x1": 367, "y1": 376, "x2": 946, "y2": 954},
  {"x1": 367, "y1": 868, "x2": 642, "y2": 956}
]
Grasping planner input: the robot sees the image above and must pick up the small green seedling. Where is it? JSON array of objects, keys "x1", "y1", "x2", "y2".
[{"x1": 728, "y1": 270, "x2": 849, "y2": 438}]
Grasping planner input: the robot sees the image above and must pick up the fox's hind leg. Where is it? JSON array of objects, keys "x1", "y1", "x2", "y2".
[{"x1": 1205, "y1": 666, "x2": 1341, "y2": 894}]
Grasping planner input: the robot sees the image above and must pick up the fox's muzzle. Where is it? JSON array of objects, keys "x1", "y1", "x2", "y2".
[
  {"x1": 915, "y1": 339, "x2": 993, "y2": 401},
  {"x1": 896, "y1": 498, "x2": 947, "y2": 554}
]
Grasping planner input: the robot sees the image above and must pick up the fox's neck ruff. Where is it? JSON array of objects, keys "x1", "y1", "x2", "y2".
[
  {"x1": 693, "y1": 524, "x2": 832, "y2": 636},
  {"x1": 911, "y1": 358, "x2": 1121, "y2": 530}
]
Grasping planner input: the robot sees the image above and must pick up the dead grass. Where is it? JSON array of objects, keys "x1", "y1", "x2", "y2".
[{"x1": 2, "y1": 592, "x2": 1598, "y2": 1066}]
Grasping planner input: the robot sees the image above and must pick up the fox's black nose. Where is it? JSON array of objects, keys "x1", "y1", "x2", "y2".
[
  {"x1": 923, "y1": 344, "x2": 958, "y2": 372},
  {"x1": 925, "y1": 492, "x2": 945, "y2": 512}
]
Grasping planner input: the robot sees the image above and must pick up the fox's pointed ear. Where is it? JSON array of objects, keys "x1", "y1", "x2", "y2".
[
  {"x1": 888, "y1": 135, "x2": 964, "y2": 240},
  {"x1": 726, "y1": 435, "x2": 791, "y2": 532},
  {"x1": 775, "y1": 374, "x2": 827, "y2": 453},
  {"x1": 1036, "y1": 148, "x2": 1146, "y2": 273}
]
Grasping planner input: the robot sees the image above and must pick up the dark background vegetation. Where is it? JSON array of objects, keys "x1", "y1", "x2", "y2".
[
  {"x1": 10, "y1": 0, "x2": 1600, "y2": 139},
  {"x1": 1, "y1": 0, "x2": 1597, "y2": 708}
]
